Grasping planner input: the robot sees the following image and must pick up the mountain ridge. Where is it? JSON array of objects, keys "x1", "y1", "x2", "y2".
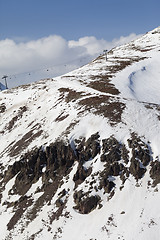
[{"x1": 0, "y1": 26, "x2": 160, "y2": 239}]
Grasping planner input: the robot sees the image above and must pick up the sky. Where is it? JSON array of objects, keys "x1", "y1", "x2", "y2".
[{"x1": 0, "y1": 0, "x2": 160, "y2": 87}]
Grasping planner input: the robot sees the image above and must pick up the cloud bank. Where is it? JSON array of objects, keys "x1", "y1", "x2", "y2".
[{"x1": 0, "y1": 33, "x2": 141, "y2": 88}]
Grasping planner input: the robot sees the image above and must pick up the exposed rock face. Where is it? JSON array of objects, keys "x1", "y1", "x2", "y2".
[
  {"x1": 128, "y1": 134, "x2": 151, "y2": 180},
  {"x1": 73, "y1": 164, "x2": 92, "y2": 188},
  {"x1": 4, "y1": 142, "x2": 76, "y2": 196},
  {"x1": 75, "y1": 132, "x2": 100, "y2": 163},
  {"x1": 1, "y1": 142, "x2": 77, "y2": 231},
  {"x1": 1, "y1": 132, "x2": 158, "y2": 236},
  {"x1": 129, "y1": 158, "x2": 146, "y2": 180},
  {"x1": 0, "y1": 103, "x2": 6, "y2": 113},
  {"x1": 99, "y1": 177, "x2": 115, "y2": 194},
  {"x1": 150, "y1": 161, "x2": 160, "y2": 186},
  {"x1": 99, "y1": 137, "x2": 128, "y2": 194},
  {"x1": 73, "y1": 190, "x2": 100, "y2": 214},
  {"x1": 100, "y1": 137, "x2": 122, "y2": 165}
]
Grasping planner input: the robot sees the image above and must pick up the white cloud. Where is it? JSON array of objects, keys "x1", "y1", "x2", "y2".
[
  {"x1": 69, "y1": 33, "x2": 142, "y2": 55},
  {"x1": 69, "y1": 36, "x2": 108, "y2": 55},
  {"x1": 0, "y1": 33, "x2": 141, "y2": 88}
]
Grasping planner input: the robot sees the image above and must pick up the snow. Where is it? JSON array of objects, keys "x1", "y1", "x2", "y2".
[
  {"x1": 0, "y1": 26, "x2": 160, "y2": 239},
  {"x1": 113, "y1": 53, "x2": 160, "y2": 104}
]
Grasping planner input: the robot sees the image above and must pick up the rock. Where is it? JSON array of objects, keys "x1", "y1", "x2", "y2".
[
  {"x1": 121, "y1": 145, "x2": 129, "y2": 164},
  {"x1": 101, "y1": 137, "x2": 121, "y2": 163},
  {"x1": 0, "y1": 104, "x2": 6, "y2": 113},
  {"x1": 73, "y1": 164, "x2": 92, "y2": 187},
  {"x1": 150, "y1": 160, "x2": 160, "y2": 186},
  {"x1": 73, "y1": 190, "x2": 84, "y2": 205},
  {"x1": 129, "y1": 158, "x2": 146, "y2": 180},
  {"x1": 3, "y1": 141, "x2": 76, "y2": 195},
  {"x1": 101, "y1": 178, "x2": 115, "y2": 193},
  {"x1": 112, "y1": 162, "x2": 121, "y2": 176},
  {"x1": 55, "y1": 198, "x2": 64, "y2": 208},
  {"x1": 73, "y1": 191, "x2": 101, "y2": 214},
  {"x1": 76, "y1": 133, "x2": 100, "y2": 162},
  {"x1": 127, "y1": 133, "x2": 151, "y2": 167},
  {"x1": 79, "y1": 195, "x2": 100, "y2": 214},
  {"x1": 127, "y1": 134, "x2": 151, "y2": 179}
]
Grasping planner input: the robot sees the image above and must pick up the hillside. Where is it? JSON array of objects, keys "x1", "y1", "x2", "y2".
[{"x1": 0, "y1": 26, "x2": 160, "y2": 240}]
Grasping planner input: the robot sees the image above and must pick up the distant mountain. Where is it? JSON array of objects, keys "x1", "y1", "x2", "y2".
[
  {"x1": 0, "y1": 82, "x2": 6, "y2": 91},
  {"x1": 0, "y1": 26, "x2": 160, "y2": 240}
]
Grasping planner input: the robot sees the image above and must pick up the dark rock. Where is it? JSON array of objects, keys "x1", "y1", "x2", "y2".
[
  {"x1": 150, "y1": 160, "x2": 160, "y2": 186},
  {"x1": 121, "y1": 145, "x2": 129, "y2": 164},
  {"x1": 79, "y1": 195, "x2": 100, "y2": 214},
  {"x1": 4, "y1": 160, "x2": 24, "y2": 182},
  {"x1": 101, "y1": 178, "x2": 115, "y2": 193},
  {"x1": 3, "y1": 141, "x2": 76, "y2": 196},
  {"x1": 0, "y1": 104, "x2": 6, "y2": 113},
  {"x1": 73, "y1": 165, "x2": 92, "y2": 187},
  {"x1": 101, "y1": 137, "x2": 121, "y2": 163},
  {"x1": 73, "y1": 191, "x2": 101, "y2": 214},
  {"x1": 76, "y1": 133, "x2": 100, "y2": 162},
  {"x1": 129, "y1": 158, "x2": 146, "y2": 180},
  {"x1": 58, "y1": 189, "x2": 67, "y2": 197},
  {"x1": 120, "y1": 168, "x2": 129, "y2": 184},
  {"x1": 85, "y1": 132, "x2": 100, "y2": 158},
  {"x1": 112, "y1": 162, "x2": 121, "y2": 176},
  {"x1": 128, "y1": 134, "x2": 151, "y2": 166},
  {"x1": 55, "y1": 198, "x2": 64, "y2": 208},
  {"x1": 73, "y1": 190, "x2": 84, "y2": 205},
  {"x1": 127, "y1": 134, "x2": 151, "y2": 180}
]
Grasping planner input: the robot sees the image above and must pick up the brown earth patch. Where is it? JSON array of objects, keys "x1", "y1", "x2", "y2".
[
  {"x1": 129, "y1": 44, "x2": 156, "y2": 53},
  {"x1": 58, "y1": 88, "x2": 84, "y2": 103},
  {"x1": 7, "y1": 196, "x2": 33, "y2": 231},
  {"x1": 7, "y1": 105, "x2": 27, "y2": 131},
  {"x1": 55, "y1": 113, "x2": 69, "y2": 122},
  {"x1": 109, "y1": 59, "x2": 138, "y2": 73},
  {"x1": 78, "y1": 95, "x2": 125, "y2": 124},
  {"x1": 9, "y1": 129, "x2": 43, "y2": 157},
  {"x1": 87, "y1": 75, "x2": 120, "y2": 95}
]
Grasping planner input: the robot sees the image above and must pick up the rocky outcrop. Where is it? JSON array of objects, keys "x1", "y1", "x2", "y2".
[
  {"x1": 75, "y1": 132, "x2": 100, "y2": 163},
  {"x1": 128, "y1": 134, "x2": 151, "y2": 180},
  {"x1": 3, "y1": 141, "x2": 76, "y2": 198},
  {"x1": 150, "y1": 160, "x2": 160, "y2": 186},
  {"x1": 0, "y1": 103, "x2": 6, "y2": 113},
  {"x1": 73, "y1": 164, "x2": 92, "y2": 188},
  {"x1": 1, "y1": 132, "x2": 155, "y2": 234},
  {"x1": 3, "y1": 141, "x2": 76, "y2": 231},
  {"x1": 100, "y1": 137, "x2": 122, "y2": 163},
  {"x1": 99, "y1": 137, "x2": 127, "y2": 194},
  {"x1": 73, "y1": 190, "x2": 101, "y2": 214}
]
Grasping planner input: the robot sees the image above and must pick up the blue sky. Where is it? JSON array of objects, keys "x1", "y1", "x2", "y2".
[
  {"x1": 0, "y1": 0, "x2": 159, "y2": 41},
  {"x1": 0, "y1": 0, "x2": 160, "y2": 87}
]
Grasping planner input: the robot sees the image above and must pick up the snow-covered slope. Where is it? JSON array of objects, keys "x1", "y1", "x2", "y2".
[{"x1": 0, "y1": 26, "x2": 160, "y2": 240}]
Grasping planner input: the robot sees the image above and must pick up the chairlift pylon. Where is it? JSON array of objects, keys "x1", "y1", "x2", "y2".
[{"x1": 103, "y1": 49, "x2": 108, "y2": 61}]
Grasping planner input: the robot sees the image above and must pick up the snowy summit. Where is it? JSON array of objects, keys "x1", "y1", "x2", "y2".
[{"x1": 0, "y1": 26, "x2": 160, "y2": 240}]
